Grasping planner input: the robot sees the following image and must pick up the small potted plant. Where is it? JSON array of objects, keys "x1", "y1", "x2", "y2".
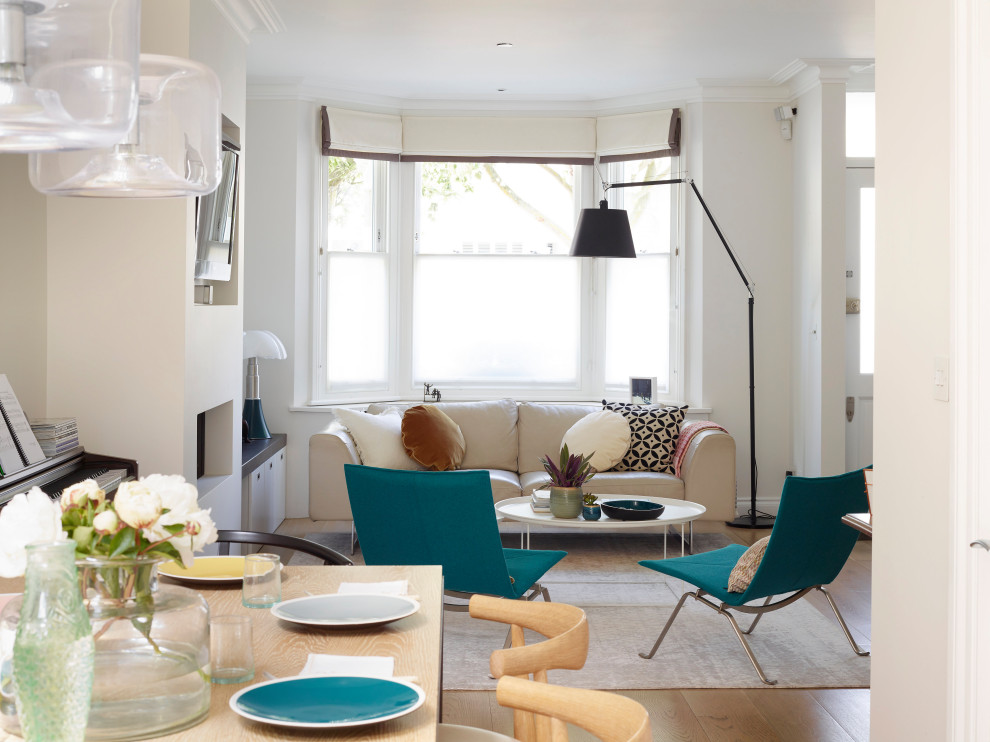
[
  {"x1": 582, "y1": 492, "x2": 602, "y2": 521},
  {"x1": 538, "y1": 444, "x2": 596, "y2": 519}
]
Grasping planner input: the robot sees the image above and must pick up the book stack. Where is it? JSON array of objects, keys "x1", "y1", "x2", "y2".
[
  {"x1": 530, "y1": 489, "x2": 550, "y2": 512},
  {"x1": 30, "y1": 417, "x2": 79, "y2": 458}
]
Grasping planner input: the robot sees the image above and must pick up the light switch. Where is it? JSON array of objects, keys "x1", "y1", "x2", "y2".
[{"x1": 934, "y1": 356, "x2": 949, "y2": 402}]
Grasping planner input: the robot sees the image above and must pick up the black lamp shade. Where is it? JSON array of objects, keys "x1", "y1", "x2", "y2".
[{"x1": 569, "y1": 201, "x2": 636, "y2": 258}]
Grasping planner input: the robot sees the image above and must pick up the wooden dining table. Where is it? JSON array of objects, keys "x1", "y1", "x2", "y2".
[{"x1": 0, "y1": 564, "x2": 443, "y2": 742}]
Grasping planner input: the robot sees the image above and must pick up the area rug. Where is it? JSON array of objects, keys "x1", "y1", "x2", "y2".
[{"x1": 299, "y1": 531, "x2": 871, "y2": 690}]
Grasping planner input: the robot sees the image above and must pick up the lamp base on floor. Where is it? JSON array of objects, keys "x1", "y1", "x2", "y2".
[
  {"x1": 726, "y1": 514, "x2": 776, "y2": 529},
  {"x1": 243, "y1": 398, "x2": 271, "y2": 440}
]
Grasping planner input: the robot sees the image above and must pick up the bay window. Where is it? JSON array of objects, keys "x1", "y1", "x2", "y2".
[{"x1": 314, "y1": 110, "x2": 681, "y2": 404}]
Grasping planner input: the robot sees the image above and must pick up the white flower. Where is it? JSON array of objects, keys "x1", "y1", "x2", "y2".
[
  {"x1": 112, "y1": 481, "x2": 162, "y2": 529},
  {"x1": 60, "y1": 479, "x2": 105, "y2": 510},
  {"x1": 0, "y1": 488, "x2": 66, "y2": 578},
  {"x1": 93, "y1": 510, "x2": 119, "y2": 535},
  {"x1": 138, "y1": 475, "x2": 217, "y2": 567},
  {"x1": 169, "y1": 508, "x2": 219, "y2": 567},
  {"x1": 140, "y1": 474, "x2": 199, "y2": 541}
]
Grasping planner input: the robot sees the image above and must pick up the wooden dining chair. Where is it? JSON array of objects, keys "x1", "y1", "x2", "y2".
[
  {"x1": 438, "y1": 596, "x2": 590, "y2": 742},
  {"x1": 495, "y1": 676, "x2": 652, "y2": 742}
]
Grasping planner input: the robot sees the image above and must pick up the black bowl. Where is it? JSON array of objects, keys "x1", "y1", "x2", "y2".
[{"x1": 600, "y1": 499, "x2": 665, "y2": 521}]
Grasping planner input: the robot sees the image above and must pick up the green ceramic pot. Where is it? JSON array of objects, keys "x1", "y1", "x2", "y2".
[{"x1": 549, "y1": 486, "x2": 583, "y2": 519}]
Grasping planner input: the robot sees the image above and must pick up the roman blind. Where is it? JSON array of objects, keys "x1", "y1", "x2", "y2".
[
  {"x1": 399, "y1": 116, "x2": 597, "y2": 164},
  {"x1": 321, "y1": 106, "x2": 402, "y2": 161},
  {"x1": 596, "y1": 108, "x2": 680, "y2": 163}
]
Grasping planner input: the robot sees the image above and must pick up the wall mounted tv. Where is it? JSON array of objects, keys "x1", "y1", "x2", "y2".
[{"x1": 194, "y1": 139, "x2": 239, "y2": 281}]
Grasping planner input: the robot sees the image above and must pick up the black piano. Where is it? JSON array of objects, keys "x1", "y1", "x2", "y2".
[{"x1": 0, "y1": 447, "x2": 138, "y2": 507}]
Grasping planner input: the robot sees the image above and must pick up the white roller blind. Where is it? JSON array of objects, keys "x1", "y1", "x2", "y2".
[
  {"x1": 400, "y1": 116, "x2": 596, "y2": 163},
  {"x1": 321, "y1": 106, "x2": 402, "y2": 161},
  {"x1": 596, "y1": 108, "x2": 680, "y2": 163}
]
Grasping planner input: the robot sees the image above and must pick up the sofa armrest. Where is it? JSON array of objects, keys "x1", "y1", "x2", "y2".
[
  {"x1": 680, "y1": 428, "x2": 736, "y2": 522},
  {"x1": 309, "y1": 425, "x2": 361, "y2": 521}
]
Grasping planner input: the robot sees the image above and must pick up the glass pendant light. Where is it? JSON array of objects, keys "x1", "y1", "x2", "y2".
[
  {"x1": 0, "y1": 0, "x2": 140, "y2": 152},
  {"x1": 29, "y1": 54, "x2": 222, "y2": 197}
]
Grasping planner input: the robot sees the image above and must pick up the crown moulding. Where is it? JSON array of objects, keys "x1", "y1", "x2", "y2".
[
  {"x1": 211, "y1": 0, "x2": 285, "y2": 43},
  {"x1": 245, "y1": 57, "x2": 876, "y2": 114}
]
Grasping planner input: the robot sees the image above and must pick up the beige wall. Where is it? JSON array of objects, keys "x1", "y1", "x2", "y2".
[
  {"x1": 871, "y1": 0, "x2": 953, "y2": 738},
  {"x1": 0, "y1": 156, "x2": 47, "y2": 417}
]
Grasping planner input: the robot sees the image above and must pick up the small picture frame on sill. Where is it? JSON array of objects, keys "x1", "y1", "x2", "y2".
[{"x1": 629, "y1": 377, "x2": 657, "y2": 405}]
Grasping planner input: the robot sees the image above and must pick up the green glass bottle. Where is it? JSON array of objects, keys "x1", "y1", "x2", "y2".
[{"x1": 13, "y1": 541, "x2": 94, "y2": 742}]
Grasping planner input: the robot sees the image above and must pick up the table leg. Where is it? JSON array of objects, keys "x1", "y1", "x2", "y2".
[
  {"x1": 663, "y1": 528, "x2": 667, "y2": 560},
  {"x1": 526, "y1": 525, "x2": 531, "y2": 550}
]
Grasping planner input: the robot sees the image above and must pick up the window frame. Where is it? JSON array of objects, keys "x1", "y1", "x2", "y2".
[{"x1": 312, "y1": 156, "x2": 684, "y2": 405}]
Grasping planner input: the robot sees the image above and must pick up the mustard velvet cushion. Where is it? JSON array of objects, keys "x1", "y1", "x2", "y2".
[
  {"x1": 727, "y1": 536, "x2": 770, "y2": 592},
  {"x1": 561, "y1": 410, "x2": 631, "y2": 472},
  {"x1": 401, "y1": 405, "x2": 466, "y2": 471}
]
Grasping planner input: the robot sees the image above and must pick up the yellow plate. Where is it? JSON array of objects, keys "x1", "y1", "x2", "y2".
[{"x1": 159, "y1": 556, "x2": 246, "y2": 584}]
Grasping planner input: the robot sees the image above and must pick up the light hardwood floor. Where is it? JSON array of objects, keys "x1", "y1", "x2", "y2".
[{"x1": 279, "y1": 518, "x2": 872, "y2": 742}]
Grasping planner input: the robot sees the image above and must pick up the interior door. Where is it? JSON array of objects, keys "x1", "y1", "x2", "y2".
[{"x1": 845, "y1": 166, "x2": 875, "y2": 471}]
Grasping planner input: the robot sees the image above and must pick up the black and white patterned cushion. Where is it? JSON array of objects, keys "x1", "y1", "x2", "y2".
[{"x1": 602, "y1": 401, "x2": 688, "y2": 473}]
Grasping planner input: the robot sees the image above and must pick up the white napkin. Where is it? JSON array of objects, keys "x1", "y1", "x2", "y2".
[
  {"x1": 300, "y1": 654, "x2": 394, "y2": 678},
  {"x1": 336, "y1": 580, "x2": 409, "y2": 596}
]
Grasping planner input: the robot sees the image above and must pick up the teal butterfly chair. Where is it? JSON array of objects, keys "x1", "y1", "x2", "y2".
[
  {"x1": 344, "y1": 465, "x2": 567, "y2": 608},
  {"x1": 638, "y1": 468, "x2": 870, "y2": 685}
]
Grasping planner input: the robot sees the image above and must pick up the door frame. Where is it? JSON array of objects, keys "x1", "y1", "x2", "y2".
[{"x1": 949, "y1": 0, "x2": 989, "y2": 736}]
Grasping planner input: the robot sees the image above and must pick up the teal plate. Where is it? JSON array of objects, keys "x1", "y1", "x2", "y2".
[
  {"x1": 270, "y1": 593, "x2": 420, "y2": 627},
  {"x1": 230, "y1": 676, "x2": 425, "y2": 728}
]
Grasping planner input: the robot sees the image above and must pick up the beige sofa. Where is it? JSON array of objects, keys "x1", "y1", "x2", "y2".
[{"x1": 309, "y1": 400, "x2": 737, "y2": 522}]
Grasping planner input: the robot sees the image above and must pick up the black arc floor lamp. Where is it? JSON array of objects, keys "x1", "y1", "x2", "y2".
[{"x1": 570, "y1": 177, "x2": 773, "y2": 529}]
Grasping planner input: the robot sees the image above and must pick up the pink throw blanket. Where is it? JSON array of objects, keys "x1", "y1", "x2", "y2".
[{"x1": 673, "y1": 421, "x2": 729, "y2": 478}]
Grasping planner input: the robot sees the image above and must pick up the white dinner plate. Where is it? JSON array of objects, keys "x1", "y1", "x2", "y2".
[
  {"x1": 270, "y1": 593, "x2": 420, "y2": 628},
  {"x1": 230, "y1": 675, "x2": 425, "y2": 728}
]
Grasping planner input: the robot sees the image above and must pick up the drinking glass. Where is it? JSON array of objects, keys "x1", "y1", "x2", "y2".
[
  {"x1": 242, "y1": 553, "x2": 281, "y2": 608},
  {"x1": 209, "y1": 615, "x2": 254, "y2": 684}
]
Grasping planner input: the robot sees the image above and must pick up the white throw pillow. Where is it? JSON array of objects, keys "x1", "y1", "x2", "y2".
[
  {"x1": 333, "y1": 408, "x2": 422, "y2": 470},
  {"x1": 561, "y1": 410, "x2": 631, "y2": 472}
]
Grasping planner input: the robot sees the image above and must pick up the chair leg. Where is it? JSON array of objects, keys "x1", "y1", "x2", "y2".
[
  {"x1": 817, "y1": 586, "x2": 870, "y2": 656},
  {"x1": 350, "y1": 522, "x2": 358, "y2": 556},
  {"x1": 740, "y1": 595, "x2": 774, "y2": 635},
  {"x1": 639, "y1": 590, "x2": 693, "y2": 659},
  {"x1": 719, "y1": 607, "x2": 778, "y2": 686}
]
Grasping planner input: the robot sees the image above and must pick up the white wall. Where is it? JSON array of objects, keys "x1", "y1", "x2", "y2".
[
  {"x1": 871, "y1": 0, "x2": 953, "y2": 737},
  {"x1": 0, "y1": 156, "x2": 47, "y2": 417},
  {"x1": 243, "y1": 98, "x2": 325, "y2": 518},
  {"x1": 790, "y1": 76, "x2": 847, "y2": 478},
  {"x1": 688, "y1": 101, "x2": 794, "y2": 515}
]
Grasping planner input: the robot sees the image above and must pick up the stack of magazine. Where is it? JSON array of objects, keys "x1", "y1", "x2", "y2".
[
  {"x1": 29, "y1": 417, "x2": 79, "y2": 458},
  {"x1": 531, "y1": 489, "x2": 550, "y2": 512}
]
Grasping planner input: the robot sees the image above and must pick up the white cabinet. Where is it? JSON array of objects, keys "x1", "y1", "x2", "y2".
[{"x1": 241, "y1": 435, "x2": 286, "y2": 534}]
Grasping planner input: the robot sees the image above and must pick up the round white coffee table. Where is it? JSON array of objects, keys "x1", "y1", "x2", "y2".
[{"x1": 495, "y1": 496, "x2": 707, "y2": 559}]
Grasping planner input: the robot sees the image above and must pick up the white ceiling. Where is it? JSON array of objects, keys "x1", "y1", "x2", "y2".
[{"x1": 244, "y1": 0, "x2": 875, "y2": 109}]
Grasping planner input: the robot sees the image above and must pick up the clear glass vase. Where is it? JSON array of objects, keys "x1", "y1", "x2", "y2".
[
  {"x1": 13, "y1": 541, "x2": 94, "y2": 742},
  {"x1": 78, "y1": 556, "x2": 210, "y2": 741}
]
